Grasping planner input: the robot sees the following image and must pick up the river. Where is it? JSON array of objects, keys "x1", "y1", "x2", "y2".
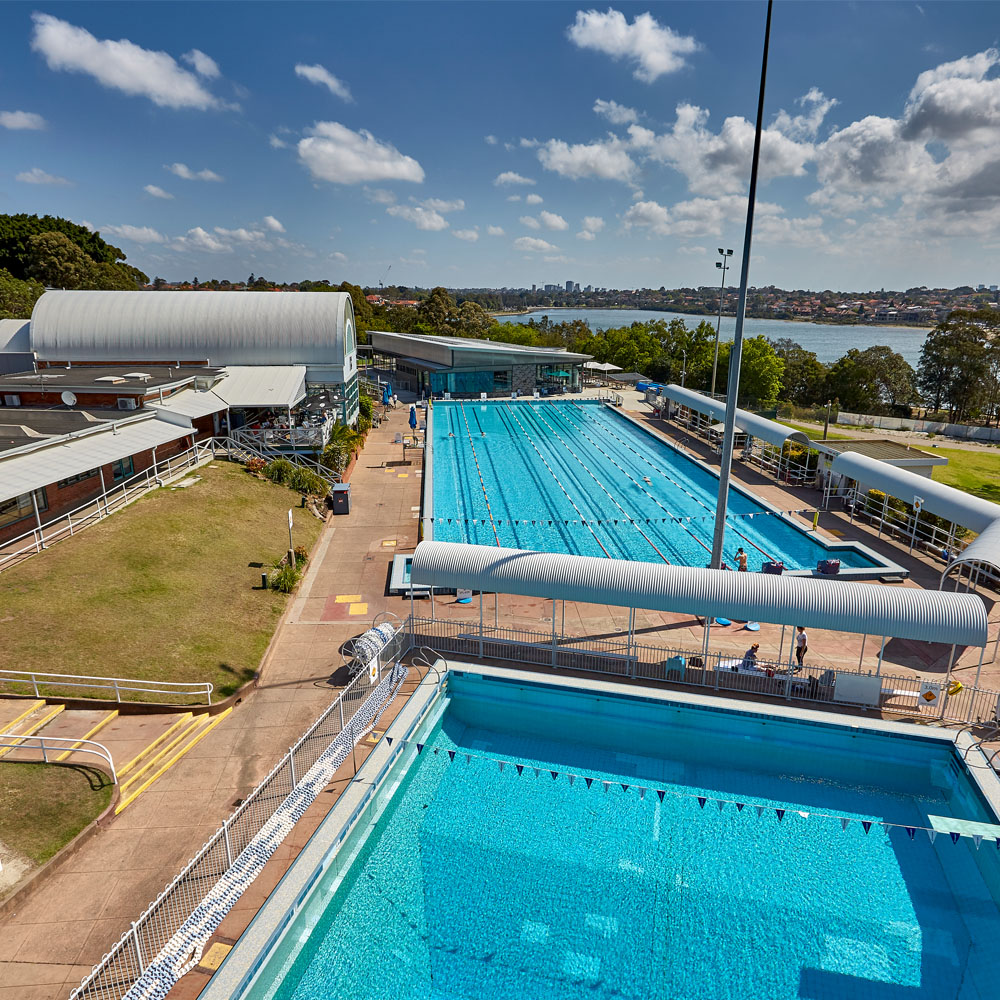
[{"x1": 496, "y1": 308, "x2": 929, "y2": 366}]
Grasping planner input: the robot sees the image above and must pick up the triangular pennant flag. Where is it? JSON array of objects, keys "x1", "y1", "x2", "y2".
[
  {"x1": 498, "y1": 760, "x2": 505, "y2": 772},
  {"x1": 657, "y1": 789, "x2": 666, "y2": 802},
  {"x1": 585, "y1": 777, "x2": 593, "y2": 789},
  {"x1": 639, "y1": 787, "x2": 646, "y2": 800},
  {"x1": 416, "y1": 743, "x2": 424, "y2": 754},
  {"x1": 776, "y1": 809, "x2": 785, "y2": 823},
  {"x1": 950, "y1": 831, "x2": 961, "y2": 845},
  {"x1": 927, "y1": 829, "x2": 938, "y2": 844},
  {"x1": 447, "y1": 750, "x2": 455, "y2": 762},
  {"x1": 717, "y1": 800, "x2": 725, "y2": 812},
  {"x1": 602, "y1": 781, "x2": 610, "y2": 793},
  {"x1": 465, "y1": 754, "x2": 471, "y2": 764},
  {"x1": 621, "y1": 784, "x2": 630, "y2": 793},
  {"x1": 861, "y1": 820, "x2": 872, "y2": 834},
  {"x1": 551, "y1": 770, "x2": 559, "y2": 780},
  {"x1": 568, "y1": 774, "x2": 575, "y2": 786},
  {"x1": 798, "y1": 811, "x2": 809, "y2": 819},
  {"x1": 533, "y1": 767, "x2": 540, "y2": 778},
  {"x1": 755, "y1": 806, "x2": 765, "y2": 818},
  {"x1": 736, "y1": 802, "x2": 745, "y2": 812},
  {"x1": 905, "y1": 826, "x2": 915, "y2": 840},
  {"x1": 841, "y1": 818, "x2": 850, "y2": 831},
  {"x1": 973, "y1": 834, "x2": 983, "y2": 849},
  {"x1": 386, "y1": 737, "x2": 393, "y2": 746},
  {"x1": 515, "y1": 764, "x2": 523, "y2": 776},
  {"x1": 697, "y1": 797, "x2": 707, "y2": 809},
  {"x1": 433, "y1": 747, "x2": 440, "y2": 755}
]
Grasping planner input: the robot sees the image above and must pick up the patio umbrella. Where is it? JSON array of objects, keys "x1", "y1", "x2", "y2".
[{"x1": 409, "y1": 405, "x2": 418, "y2": 431}]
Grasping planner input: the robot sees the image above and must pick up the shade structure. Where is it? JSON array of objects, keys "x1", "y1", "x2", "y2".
[
  {"x1": 584, "y1": 361, "x2": 623, "y2": 372},
  {"x1": 662, "y1": 384, "x2": 808, "y2": 450},
  {"x1": 411, "y1": 540, "x2": 988, "y2": 646},
  {"x1": 943, "y1": 518, "x2": 1000, "y2": 582}
]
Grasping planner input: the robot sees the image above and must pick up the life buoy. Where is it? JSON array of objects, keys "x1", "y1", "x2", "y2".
[{"x1": 947, "y1": 680, "x2": 963, "y2": 697}]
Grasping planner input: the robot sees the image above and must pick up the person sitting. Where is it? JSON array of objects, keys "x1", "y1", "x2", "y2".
[{"x1": 740, "y1": 642, "x2": 760, "y2": 670}]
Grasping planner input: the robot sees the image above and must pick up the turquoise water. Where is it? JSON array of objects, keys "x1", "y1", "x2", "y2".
[
  {"x1": 431, "y1": 400, "x2": 881, "y2": 571},
  {"x1": 253, "y1": 675, "x2": 1000, "y2": 1000},
  {"x1": 497, "y1": 309, "x2": 929, "y2": 366}
]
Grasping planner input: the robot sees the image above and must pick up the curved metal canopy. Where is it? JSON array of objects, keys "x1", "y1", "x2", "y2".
[
  {"x1": 662, "y1": 384, "x2": 809, "y2": 449},
  {"x1": 944, "y1": 518, "x2": 1000, "y2": 580},
  {"x1": 411, "y1": 541, "x2": 987, "y2": 646}
]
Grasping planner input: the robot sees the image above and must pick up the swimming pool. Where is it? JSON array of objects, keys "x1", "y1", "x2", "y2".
[
  {"x1": 429, "y1": 400, "x2": 889, "y2": 574},
  {"x1": 222, "y1": 669, "x2": 1000, "y2": 1000}
]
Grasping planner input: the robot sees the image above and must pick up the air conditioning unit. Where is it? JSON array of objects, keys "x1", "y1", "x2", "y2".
[{"x1": 117, "y1": 397, "x2": 138, "y2": 410}]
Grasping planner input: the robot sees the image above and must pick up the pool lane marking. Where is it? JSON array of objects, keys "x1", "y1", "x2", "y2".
[
  {"x1": 458, "y1": 401, "x2": 501, "y2": 547},
  {"x1": 524, "y1": 403, "x2": 671, "y2": 564},
  {"x1": 500, "y1": 403, "x2": 612, "y2": 558},
  {"x1": 568, "y1": 401, "x2": 776, "y2": 564}
]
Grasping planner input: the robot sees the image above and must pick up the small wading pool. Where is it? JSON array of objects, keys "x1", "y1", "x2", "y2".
[
  {"x1": 429, "y1": 400, "x2": 896, "y2": 575},
  {"x1": 213, "y1": 668, "x2": 1000, "y2": 1000}
]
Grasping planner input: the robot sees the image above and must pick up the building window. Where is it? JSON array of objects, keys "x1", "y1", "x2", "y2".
[
  {"x1": 0, "y1": 489, "x2": 47, "y2": 528},
  {"x1": 2, "y1": 394, "x2": 21, "y2": 407},
  {"x1": 58, "y1": 468, "x2": 99, "y2": 488},
  {"x1": 111, "y1": 456, "x2": 134, "y2": 481}
]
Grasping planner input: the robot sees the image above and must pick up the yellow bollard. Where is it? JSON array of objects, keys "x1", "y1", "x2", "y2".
[{"x1": 812, "y1": 510, "x2": 820, "y2": 531}]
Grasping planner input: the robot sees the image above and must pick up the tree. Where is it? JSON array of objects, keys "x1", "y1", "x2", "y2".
[
  {"x1": 416, "y1": 286, "x2": 456, "y2": 334},
  {"x1": 454, "y1": 300, "x2": 493, "y2": 338},
  {"x1": 336, "y1": 281, "x2": 373, "y2": 329},
  {"x1": 770, "y1": 338, "x2": 826, "y2": 405},
  {"x1": 824, "y1": 349, "x2": 877, "y2": 412},
  {"x1": 715, "y1": 336, "x2": 784, "y2": 407},
  {"x1": 917, "y1": 310, "x2": 994, "y2": 421},
  {"x1": 25, "y1": 232, "x2": 96, "y2": 288},
  {"x1": 0, "y1": 213, "x2": 124, "y2": 279},
  {"x1": 855, "y1": 345, "x2": 915, "y2": 411},
  {"x1": 321, "y1": 422, "x2": 363, "y2": 474},
  {"x1": 0, "y1": 267, "x2": 44, "y2": 318}
]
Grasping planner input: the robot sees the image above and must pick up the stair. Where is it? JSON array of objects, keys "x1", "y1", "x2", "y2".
[{"x1": 0, "y1": 702, "x2": 65, "y2": 759}]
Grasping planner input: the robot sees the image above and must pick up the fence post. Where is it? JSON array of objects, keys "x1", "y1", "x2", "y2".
[
  {"x1": 32, "y1": 674, "x2": 40, "y2": 698},
  {"x1": 131, "y1": 921, "x2": 145, "y2": 970},
  {"x1": 67, "y1": 513, "x2": 73, "y2": 536},
  {"x1": 40, "y1": 738, "x2": 48, "y2": 763},
  {"x1": 223, "y1": 819, "x2": 233, "y2": 868},
  {"x1": 289, "y1": 749, "x2": 297, "y2": 789},
  {"x1": 113, "y1": 679, "x2": 121, "y2": 703},
  {"x1": 339, "y1": 697, "x2": 345, "y2": 732}
]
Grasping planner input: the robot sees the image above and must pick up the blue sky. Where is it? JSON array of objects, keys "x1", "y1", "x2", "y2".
[{"x1": 2, "y1": 1, "x2": 998, "y2": 291}]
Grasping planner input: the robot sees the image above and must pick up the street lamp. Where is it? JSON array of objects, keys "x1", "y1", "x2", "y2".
[
  {"x1": 680, "y1": 349, "x2": 687, "y2": 387},
  {"x1": 710, "y1": 248, "x2": 733, "y2": 397}
]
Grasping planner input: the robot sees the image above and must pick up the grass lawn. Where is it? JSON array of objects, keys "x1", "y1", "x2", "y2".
[
  {"x1": 0, "y1": 763, "x2": 113, "y2": 865},
  {"x1": 2, "y1": 462, "x2": 323, "y2": 699},
  {"x1": 776, "y1": 419, "x2": 852, "y2": 441},
  {"x1": 931, "y1": 447, "x2": 1000, "y2": 503}
]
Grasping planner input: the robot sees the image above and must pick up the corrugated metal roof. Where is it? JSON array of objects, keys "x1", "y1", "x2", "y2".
[
  {"x1": 947, "y1": 519, "x2": 1000, "y2": 579},
  {"x1": 832, "y1": 452, "x2": 1000, "y2": 534},
  {"x1": 411, "y1": 540, "x2": 987, "y2": 646},
  {"x1": 212, "y1": 366, "x2": 306, "y2": 408},
  {"x1": 0, "y1": 319, "x2": 30, "y2": 354},
  {"x1": 663, "y1": 384, "x2": 809, "y2": 449},
  {"x1": 30, "y1": 291, "x2": 356, "y2": 366},
  {"x1": 0, "y1": 416, "x2": 192, "y2": 502},
  {"x1": 148, "y1": 388, "x2": 228, "y2": 419}
]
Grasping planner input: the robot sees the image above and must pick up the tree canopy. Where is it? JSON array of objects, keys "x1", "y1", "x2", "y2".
[{"x1": 0, "y1": 214, "x2": 127, "y2": 280}]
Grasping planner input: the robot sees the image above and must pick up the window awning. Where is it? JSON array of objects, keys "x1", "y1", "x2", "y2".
[{"x1": 411, "y1": 540, "x2": 987, "y2": 646}]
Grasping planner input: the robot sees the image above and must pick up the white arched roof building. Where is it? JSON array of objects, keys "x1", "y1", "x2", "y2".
[{"x1": 30, "y1": 289, "x2": 357, "y2": 375}]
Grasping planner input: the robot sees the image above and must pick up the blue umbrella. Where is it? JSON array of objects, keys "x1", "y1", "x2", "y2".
[{"x1": 409, "y1": 405, "x2": 418, "y2": 430}]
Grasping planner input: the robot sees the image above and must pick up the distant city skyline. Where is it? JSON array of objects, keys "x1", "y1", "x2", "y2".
[{"x1": 2, "y1": 2, "x2": 999, "y2": 290}]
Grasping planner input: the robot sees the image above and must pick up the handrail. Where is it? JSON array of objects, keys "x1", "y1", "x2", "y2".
[
  {"x1": 0, "y1": 669, "x2": 213, "y2": 705},
  {"x1": 0, "y1": 732, "x2": 117, "y2": 783}
]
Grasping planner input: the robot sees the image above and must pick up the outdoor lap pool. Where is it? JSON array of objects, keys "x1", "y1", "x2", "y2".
[
  {"x1": 215, "y1": 668, "x2": 1000, "y2": 1000},
  {"x1": 428, "y1": 399, "x2": 890, "y2": 574}
]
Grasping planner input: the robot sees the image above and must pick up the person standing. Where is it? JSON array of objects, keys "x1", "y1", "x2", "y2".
[
  {"x1": 795, "y1": 626, "x2": 808, "y2": 668},
  {"x1": 736, "y1": 547, "x2": 748, "y2": 572}
]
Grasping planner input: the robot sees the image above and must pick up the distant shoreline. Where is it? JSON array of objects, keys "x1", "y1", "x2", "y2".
[{"x1": 491, "y1": 306, "x2": 934, "y2": 331}]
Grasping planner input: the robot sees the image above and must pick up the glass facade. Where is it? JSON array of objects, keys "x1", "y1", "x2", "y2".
[
  {"x1": 0, "y1": 489, "x2": 47, "y2": 528},
  {"x1": 430, "y1": 369, "x2": 513, "y2": 395}
]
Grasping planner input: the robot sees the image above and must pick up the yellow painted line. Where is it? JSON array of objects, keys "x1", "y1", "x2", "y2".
[
  {"x1": 0, "y1": 699, "x2": 45, "y2": 733},
  {"x1": 120, "y1": 716, "x2": 209, "y2": 793},
  {"x1": 348, "y1": 602, "x2": 368, "y2": 616},
  {"x1": 382, "y1": 540, "x2": 397, "y2": 547},
  {"x1": 117, "y1": 713, "x2": 193, "y2": 777},
  {"x1": 116, "y1": 708, "x2": 233, "y2": 814},
  {"x1": 335, "y1": 594, "x2": 362, "y2": 604},
  {"x1": 397, "y1": 473, "x2": 409, "y2": 478},
  {"x1": 0, "y1": 704, "x2": 65, "y2": 759},
  {"x1": 54, "y1": 710, "x2": 119, "y2": 762}
]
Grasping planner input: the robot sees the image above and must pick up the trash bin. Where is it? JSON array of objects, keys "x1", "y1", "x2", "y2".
[{"x1": 329, "y1": 483, "x2": 351, "y2": 515}]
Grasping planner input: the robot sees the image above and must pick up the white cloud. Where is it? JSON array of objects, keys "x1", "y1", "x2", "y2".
[
  {"x1": 295, "y1": 63, "x2": 353, "y2": 103},
  {"x1": 331, "y1": 251, "x2": 348, "y2": 263},
  {"x1": 485, "y1": 134, "x2": 498, "y2": 145},
  {"x1": 623, "y1": 199, "x2": 672, "y2": 235},
  {"x1": 567, "y1": 8, "x2": 699, "y2": 83},
  {"x1": 102, "y1": 223, "x2": 166, "y2": 244},
  {"x1": 298, "y1": 121, "x2": 424, "y2": 184},
  {"x1": 16, "y1": 166, "x2": 71, "y2": 185},
  {"x1": 519, "y1": 137, "x2": 540, "y2": 148},
  {"x1": 422, "y1": 198, "x2": 465, "y2": 212},
  {"x1": 513, "y1": 236, "x2": 557, "y2": 252},
  {"x1": 268, "y1": 134, "x2": 288, "y2": 149},
  {"x1": 487, "y1": 225, "x2": 505, "y2": 236},
  {"x1": 364, "y1": 187, "x2": 397, "y2": 204},
  {"x1": 543, "y1": 254, "x2": 570, "y2": 263},
  {"x1": 214, "y1": 226, "x2": 266, "y2": 243},
  {"x1": 31, "y1": 13, "x2": 230, "y2": 111},
  {"x1": 495, "y1": 171, "x2": 536, "y2": 186},
  {"x1": 453, "y1": 228, "x2": 479, "y2": 242},
  {"x1": 80, "y1": 220, "x2": 95, "y2": 232},
  {"x1": 525, "y1": 193, "x2": 543, "y2": 205},
  {"x1": 166, "y1": 162, "x2": 223, "y2": 182},
  {"x1": 538, "y1": 136, "x2": 636, "y2": 182},
  {"x1": 519, "y1": 215, "x2": 542, "y2": 230},
  {"x1": 506, "y1": 194, "x2": 521, "y2": 202},
  {"x1": 772, "y1": 88, "x2": 838, "y2": 140},
  {"x1": 263, "y1": 215, "x2": 285, "y2": 232},
  {"x1": 183, "y1": 49, "x2": 220, "y2": 79},
  {"x1": 173, "y1": 226, "x2": 231, "y2": 253},
  {"x1": 143, "y1": 184, "x2": 173, "y2": 199},
  {"x1": 593, "y1": 98, "x2": 638, "y2": 125},
  {"x1": 576, "y1": 215, "x2": 605, "y2": 240},
  {"x1": 387, "y1": 204, "x2": 448, "y2": 230},
  {"x1": 677, "y1": 245, "x2": 707, "y2": 256},
  {"x1": 0, "y1": 110, "x2": 47, "y2": 130},
  {"x1": 539, "y1": 210, "x2": 568, "y2": 231}
]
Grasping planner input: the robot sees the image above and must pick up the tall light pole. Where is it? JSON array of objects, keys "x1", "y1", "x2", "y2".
[
  {"x1": 710, "y1": 248, "x2": 733, "y2": 397},
  {"x1": 680, "y1": 349, "x2": 687, "y2": 387}
]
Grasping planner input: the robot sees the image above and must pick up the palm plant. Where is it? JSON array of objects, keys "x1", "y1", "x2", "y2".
[{"x1": 322, "y1": 421, "x2": 363, "y2": 473}]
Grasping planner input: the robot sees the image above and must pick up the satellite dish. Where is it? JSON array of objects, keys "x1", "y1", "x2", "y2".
[{"x1": 61, "y1": 390, "x2": 78, "y2": 407}]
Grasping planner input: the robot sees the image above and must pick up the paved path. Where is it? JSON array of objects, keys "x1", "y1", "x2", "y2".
[{"x1": 0, "y1": 406, "x2": 422, "y2": 1000}]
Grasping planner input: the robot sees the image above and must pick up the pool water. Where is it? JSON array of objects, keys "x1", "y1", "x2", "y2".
[
  {"x1": 251, "y1": 674, "x2": 1000, "y2": 1000},
  {"x1": 431, "y1": 400, "x2": 881, "y2": 572}
]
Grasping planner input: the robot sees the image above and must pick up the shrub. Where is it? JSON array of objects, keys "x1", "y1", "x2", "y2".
[
  {"x1": 263, "y1": 458, "x2": 295, "y2": 485},
  {"x1": 246, "y1": 456, "x2": 267, "y2": 474},
  {"x1": 270, "y1": 563, "x2": 300, "y2": 593},
  {"x1": 288, "y1": 467, "x2": 329, "y2": 495},
  {"x1": 293, "y1": 544, "x2": 309, "y2": 567}
]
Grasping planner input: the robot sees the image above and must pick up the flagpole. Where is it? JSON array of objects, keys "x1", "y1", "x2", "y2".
[{"x1": 711, "y1": 0, "x2": 773, "y2": 569}]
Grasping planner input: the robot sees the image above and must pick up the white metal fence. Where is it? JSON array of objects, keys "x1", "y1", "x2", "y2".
[
  {"x1": 407, "y1": 616, "x2": 1000, "y2": 727},
  {"x1": 838, "y1": 409, "x2": 1000, "y2": 442},
  {"x1": 0, "y1": 733, "x2": 117, "y2": 783},
  {"x1": 0, "y1": 670, "x2": 213, "y2": 706},
  {"x1": 66, "y1": 626, "x2": 408, "y2": 1000},
  {"x1": 0, "y1": 440, "x2": 214, "y2": 573}
]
